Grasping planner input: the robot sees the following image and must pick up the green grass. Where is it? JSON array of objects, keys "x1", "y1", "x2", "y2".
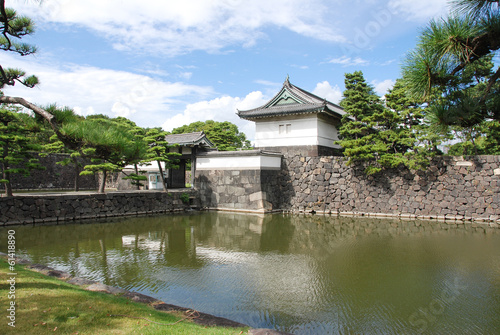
[{"x1": 0, "y1": 260, "x2": 247, "y2": 334}]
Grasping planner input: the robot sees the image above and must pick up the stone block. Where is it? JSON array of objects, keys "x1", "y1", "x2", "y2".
[{"x1": 249, "y1": 192, "x2": 264, "y2": 202}]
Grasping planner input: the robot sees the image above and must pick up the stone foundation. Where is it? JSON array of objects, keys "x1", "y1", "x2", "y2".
[
  {"x1": 195, "y1": 169, "x2": 281, "y2": 212},
  {"x1": 279, "y1": 155, "x2": 500, "y2": 221},
  {"x1": 10, "y1": 153, "x2": 98, "y2": 191},
  {"x1": 0, "y1": 190, "x2": 197, "y2": 225}
]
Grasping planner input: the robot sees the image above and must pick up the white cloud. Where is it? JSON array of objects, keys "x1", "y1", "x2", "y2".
[
  {"x1": 0, "y1": 53, "x2": 213, "y2": 127},
  {"x1": 371, "y1": 79, "x2": 395, "y2": 96},
  {"x1": 290, "y1": 64, "x2": 309, "y2": 70},
  {"x1": 254, "y1": 80, "x2": 281, "y2": 87},
  {"x1": 13, "y1": 0, "x2": 346, "y2": 56},
  {"x1": 177, "y1": 72, "x2": 193, "y2": 80},
  {"x1": 312, "y1": 81, "x2": 342, "y2": 104},
  {"x1": 328, "y1": 56, "x2": 370, "y2": 67},
  {"x1": 161, "y1": 91, "x2": 267, "y2": 142},
  {"x1": 388, "y1": 0, "x2": 449, "y2": 21}
]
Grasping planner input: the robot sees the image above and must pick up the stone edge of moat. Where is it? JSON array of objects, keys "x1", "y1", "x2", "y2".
[
  {"x1": 206, "y1": 207, "x2": 500, "y2": 226},
  {"x1": 2, "y1": 207, "x2": 500, "y2": 227},
  {"x1": 298, "y1": 210, "x2": 500, "y2": 225},
  {"x1": 0, "y1": 209, "x2": 194, "y2": 226},
  {"x1": 0, "y1": 253, "x2": 295, "y2": 335},
  {"x1": 0, "y1": 190, "x2": 198, "y2": 226}
]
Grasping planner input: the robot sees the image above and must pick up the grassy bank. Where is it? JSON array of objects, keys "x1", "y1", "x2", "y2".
[{"x1": 0, "y1": 260, "x2": 247, "y2": 334}]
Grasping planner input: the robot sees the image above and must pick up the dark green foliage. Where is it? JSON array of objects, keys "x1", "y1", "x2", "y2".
[
  {"x1": 0, "y1": 106, "x2": 44, "y2": 196},
  {"x1": 337, "y1": 72, "x2": 386, "y2": 174},
  {"x1": 172, "y1": 120, "x2": 251, "y2": 151},
  {"x1": 337, "y1": 73, "x2": 435, "y2": 174},
  {"x1": 31, "y1": 104, "x2": 88, "y2": 191},
  {"x1": 447, "y1": 120, "x2": 500, "y2": 155},
  {"x1": 142, "y1": 127, "x2": 181, "y2": 192},
  {"x1": 180, "y1": 192, "x2": 190, "y2": 204},
  {"x1": 0, "y1": 6, "x2": 38, "y2": 88},
  {"x1": 337, "y1": 71, "x2": 380, "y2": 168},
  {"x1": 482, "y1": 120, "x2": 500, "y2": 154},
  {"x1": 402, "y1": 0, "x2": 500, "y2": 153},
  {"x1": 66, "y1": 116, "x2": 148, "y2": 193}
]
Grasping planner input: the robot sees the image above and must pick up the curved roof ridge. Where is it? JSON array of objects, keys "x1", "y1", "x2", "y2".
[
  {"x1": 288, "y1": 81, "x2": 343, "y2": 110},
  {"x1": 164, "y1": 131, "x2": 215, "y2": 148},
  {"x1": 237, "y1": 77, "x2": 345, "y2": 121}
]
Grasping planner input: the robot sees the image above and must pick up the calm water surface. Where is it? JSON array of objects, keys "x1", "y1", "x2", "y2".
[{"x1": 2, "y1": 212, "x2": 500, "y2": 334}]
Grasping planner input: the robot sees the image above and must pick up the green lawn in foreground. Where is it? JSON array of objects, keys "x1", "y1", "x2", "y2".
[{"x1": 0, "y1": 259, "x2": 247, "y2": 334}]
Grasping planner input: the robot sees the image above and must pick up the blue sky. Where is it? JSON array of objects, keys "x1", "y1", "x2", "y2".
[{"x1": 3, "y1": 0, "x2": 452, "y2": 141}]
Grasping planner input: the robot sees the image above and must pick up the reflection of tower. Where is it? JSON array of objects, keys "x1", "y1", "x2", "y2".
[
  {"x1": 167, "y1": 228, "x2": 187, "y2": 254},
  {"x1": 164, "y1": 226, "x2": 197, "y2": 266},
  {"x1": 190, "y1": 226, "x2": 196, "y2": 260},
  {"x1": 69, "y1": 241, "x2": 81, "y2": 278},
  {"x1": 259, "y1": 215, "x2": 295, "y2": 253},
  {"x1": 99, "y1": 239, "x2": 110, "y2": 283}
]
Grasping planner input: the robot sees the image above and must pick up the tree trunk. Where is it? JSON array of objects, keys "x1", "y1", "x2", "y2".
[
  {"x1": 98, "y1": 171, "x2": 106, "y2": 193},
  {"x1": 2, "y1": 165, "x2": 12, "y2": 197},
  {"x1": 157, "y1": 160, "x2": 168, "y2": 192},
  {"x1": 72, "y1": 156, "x2": 80, "y2": 192},
  {"x1": 1, "y1": 142, "x2": 13, "y2": 197},
  {"x1": 134, "y1": 163, "x2": 141, "y2": 190}
]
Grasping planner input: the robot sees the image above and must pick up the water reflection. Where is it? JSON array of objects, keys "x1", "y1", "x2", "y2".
[{"x1": 2, "y1": 213, "x2": 500, "y2": 334}]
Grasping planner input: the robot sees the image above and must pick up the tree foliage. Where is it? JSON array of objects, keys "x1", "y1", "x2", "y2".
[
  {"x1": 142, "y1": 128, "x2": 181, "y2": 192},
  {"x1": 337, "y1": 72, "x2": 435, "y2": 174},
  {"x1": 33, "y1": 105, "x2": 92, "y2": 191},
  {"x1": 401, "y1": 0, "x2": 500, "y2": 155},
  {"x1": 0, "y1": 106, "x2": 43, "y2": 196},
  {"x1": 172, "y1": 120, "x2": 251, "y2": 151},
  {"x1": 402, "y1": 1, "x2": 499, "y2": 140},
  {"x1": 64, "y1": 116, "x2": 148, "y2": 193},
  {"x1": 0, "y1": 3, "x2": 38, "y2": 89},
  {"x1": 337, "y1": 71, "x2": 386, "y2": 174},
  {"x1": 0, "y1": 3, "x2": 185, "y2": 194}
]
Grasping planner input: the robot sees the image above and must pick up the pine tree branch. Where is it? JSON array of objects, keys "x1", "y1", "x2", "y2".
[
  {"x1": 0, "y1": 64, "x2": 12, "y2": 86},
  {"x1": 481, "y1": 66, "x2": 500, "y2": 103},
  {"x1": 0, "y1": 0, "x2": 13, "y2": 52},
  {"x1": 0, "y1": 95, "x2": 54, "y2": 124}
]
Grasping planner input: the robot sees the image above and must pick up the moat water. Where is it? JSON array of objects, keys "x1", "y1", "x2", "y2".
[{"x1": 2, "y1": 212, "x2": 500, "y2": 334}]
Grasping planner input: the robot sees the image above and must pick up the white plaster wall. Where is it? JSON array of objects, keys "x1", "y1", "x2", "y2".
[
  {"x1": 255, "y1": 116, "x2": 318, "y2": 147},
  {"x1": 317, "y1": 118, "x2": 341, "y2": 148},
  {"x1": 254, "y1": 115, "x2": 340, "y2": 148},
  {"x1": 196, "y1": 154, "x2": 281, "y2": 170}
]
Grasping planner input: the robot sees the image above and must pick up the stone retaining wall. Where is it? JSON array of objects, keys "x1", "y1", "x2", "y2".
[
  {"x1": 0, "y1": 190, "x2": 197, "y2": 225},
  {"x1": 10, "y1": 153, "x2": 98, "y2": 191},
  {"x1": 279, "y1": 155, "x2": 500, "y2": 221},
  {"x1": 196, "y1": 169, "x2": 281, "y2": 212}
]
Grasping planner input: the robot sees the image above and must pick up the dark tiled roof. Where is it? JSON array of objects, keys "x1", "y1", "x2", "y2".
[
  {"x1": 238, "y1": 78, "x2": 345, "y2": 120},
  {"x1": 164, "y1": 131, "x2": 215, "y2": 148}
]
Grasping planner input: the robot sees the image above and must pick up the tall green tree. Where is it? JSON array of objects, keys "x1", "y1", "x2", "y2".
[
  {"x1": 108, "y1": 116, "x2": 148, "y2": 189},
  {"x1": 382, "y1": 79, "x2": 439, "y2": 169},
  {"x1": 143, "y1": 128, "x2": 180, "y2": 192},
  {"x1": 0, "y1": 106, "x2": 43, "y2": 196},
  {"x1": 336, "y1": 71, "x2": 385, "y2": 174},
  {"x1": 172, "y1": 120, "x2": 251, "y2": 151},
  {"x1": 62, "y1": 116, "x2": 148, "y2": 193},
  {"x1": 32, "y1": 104, "x2": 88, "y2": 191},
  {"x1": 338, "y1": 73, "x2": 435, "y2": 174},
  {"x1": 402, "y1": 0, "x2": 500, "y2": 134}
]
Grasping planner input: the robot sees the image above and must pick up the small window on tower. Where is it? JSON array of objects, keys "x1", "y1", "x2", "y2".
[
  {"x1": 286, "y1": 124, "x2": 291, "y2": 134},
  {"x1": 279, "y1": 124, "x2": 285, "y2": 134}
]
